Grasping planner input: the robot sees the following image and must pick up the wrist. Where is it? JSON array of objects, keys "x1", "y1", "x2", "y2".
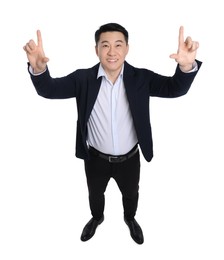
[
  {"x1": 33, "y1": 67, "x2": 46, "y2": 74},
  {"x1": 179, "y1": 63, "x2": 193, "y2": 73},
  {"x1": 33, "y1": 69, "x2": 45, "y2": 74},
  {"x1": 29, "y1": 64, "x2": 46, "y2": 76}
]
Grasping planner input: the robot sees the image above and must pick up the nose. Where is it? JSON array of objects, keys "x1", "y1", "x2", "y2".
[{"x1": 108, "y1": 46, "x2": 115, "y2": 55}]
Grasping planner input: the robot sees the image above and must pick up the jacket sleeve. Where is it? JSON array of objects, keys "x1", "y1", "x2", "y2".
[
  {"x1": 149, "y1": 59, "x2": 202, "y2": 98},
  {"x1": 28, "y1": 63, "x2": 77, "y2": 99}
]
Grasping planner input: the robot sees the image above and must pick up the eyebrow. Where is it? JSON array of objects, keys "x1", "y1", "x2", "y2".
[{"x1": 100, "y1": 40, "x2": 124, "y2": 44}]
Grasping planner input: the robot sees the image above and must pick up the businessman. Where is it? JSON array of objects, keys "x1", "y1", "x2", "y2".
[{"x1": 23, "y1": 23, "x2": 202, "y2": 244}]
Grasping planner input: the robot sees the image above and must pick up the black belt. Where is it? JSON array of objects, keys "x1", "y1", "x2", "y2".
[{"x1": 89, "y1": 145, "x2": 139, "y2": 163}]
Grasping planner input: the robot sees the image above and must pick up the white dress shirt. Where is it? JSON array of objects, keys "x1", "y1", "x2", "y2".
[{"x1": 87, "y1": 64, "x2": 138, "y2": 155}]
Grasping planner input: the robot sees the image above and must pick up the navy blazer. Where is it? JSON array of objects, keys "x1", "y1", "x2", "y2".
[{"x1": 29, "y1": 60, "x2": 202, "y2": 162}]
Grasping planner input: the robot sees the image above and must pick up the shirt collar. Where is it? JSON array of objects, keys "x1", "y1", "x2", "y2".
[{"x1": 97, "y1": 63, "x2": 124, "y2": 80}]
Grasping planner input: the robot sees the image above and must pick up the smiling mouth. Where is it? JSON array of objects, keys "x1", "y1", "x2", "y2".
[{"x1": 107, "y1": 59, "x2": 117, "y2": 63}]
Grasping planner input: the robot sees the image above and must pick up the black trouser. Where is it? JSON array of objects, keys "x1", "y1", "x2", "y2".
[{"x1": 84, "y1": 148, "x2": 140, "y2": 221}]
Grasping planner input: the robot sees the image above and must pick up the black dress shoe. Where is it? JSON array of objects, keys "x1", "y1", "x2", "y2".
[
  {"x1": 80, "y1": 216, "x2": 104, "y2": 242},
  {"x1": 124, "y1": 217, "x2": 144, "y2": 244}
]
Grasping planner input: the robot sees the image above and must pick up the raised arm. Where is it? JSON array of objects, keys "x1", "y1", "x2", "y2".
[
  {"x1": 170, "y1": 26, "x2": 199, "y2": 72},
  {"x1": 23, "y1": 30, "x2": 49, "y2": 74}
]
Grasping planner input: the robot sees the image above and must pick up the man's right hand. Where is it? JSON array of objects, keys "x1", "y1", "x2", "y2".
[{"x1": 23, "y1": 30, "x2": 49, "y2": 74}]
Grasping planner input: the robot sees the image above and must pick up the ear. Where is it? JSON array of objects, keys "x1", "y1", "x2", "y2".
[
  {"x1": 95, "y1": 45, "x2": 99, "y2": 56},
  {"x1": 126, "y1": 44, "x2": 129, "y2": 55}
]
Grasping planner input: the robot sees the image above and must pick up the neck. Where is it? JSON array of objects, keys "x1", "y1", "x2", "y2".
[
  {"x1": 106, "y1": 71, "x2": 120, "y2": 84},
  {"x1": 103, "y1": 65, "x2": 124, "y2": 84}
]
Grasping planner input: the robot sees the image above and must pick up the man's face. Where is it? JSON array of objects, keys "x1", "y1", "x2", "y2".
[{"x1": 95, "y1": 31, "x2": 129, "y2": 76}]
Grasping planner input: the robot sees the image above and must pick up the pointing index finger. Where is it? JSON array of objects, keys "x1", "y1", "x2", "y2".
[
  {"x1": 178, "y1": 26, "x2": 184, "y2": 47},
  {"x1": 37, "y1": 29, "x2": 42, "y2": 47}
]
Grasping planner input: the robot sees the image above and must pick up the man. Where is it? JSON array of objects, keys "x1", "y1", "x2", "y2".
[{"x1": 23, "y1": 23, "x2": 201, "y2": 244}]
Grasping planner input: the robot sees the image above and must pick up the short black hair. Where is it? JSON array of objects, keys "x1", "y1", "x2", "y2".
[{"x1": 95, "y1": 23, "x2": 129, "y2": 45}]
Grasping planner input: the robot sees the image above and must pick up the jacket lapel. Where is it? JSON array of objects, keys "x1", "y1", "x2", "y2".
[
  {"x1": 123, "y1": 61, "x2": 137, "y2": 109},
  {"x1": 84, "y1": 63, "x2": 102, "y2": 126}
]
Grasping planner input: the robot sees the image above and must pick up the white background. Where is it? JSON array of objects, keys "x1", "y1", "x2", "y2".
[{"x1": 1, "y1": 0, "x2": 223, "y2": 259}]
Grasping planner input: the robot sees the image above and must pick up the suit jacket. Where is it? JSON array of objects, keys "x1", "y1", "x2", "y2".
[{"x1": 29, "y1": 60, "x2": 202, "y2": 162}]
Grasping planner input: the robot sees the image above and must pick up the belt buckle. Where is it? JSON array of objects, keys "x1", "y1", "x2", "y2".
[{"x1": 109, "y1": 156, "x2": 119, "y2": 163}]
